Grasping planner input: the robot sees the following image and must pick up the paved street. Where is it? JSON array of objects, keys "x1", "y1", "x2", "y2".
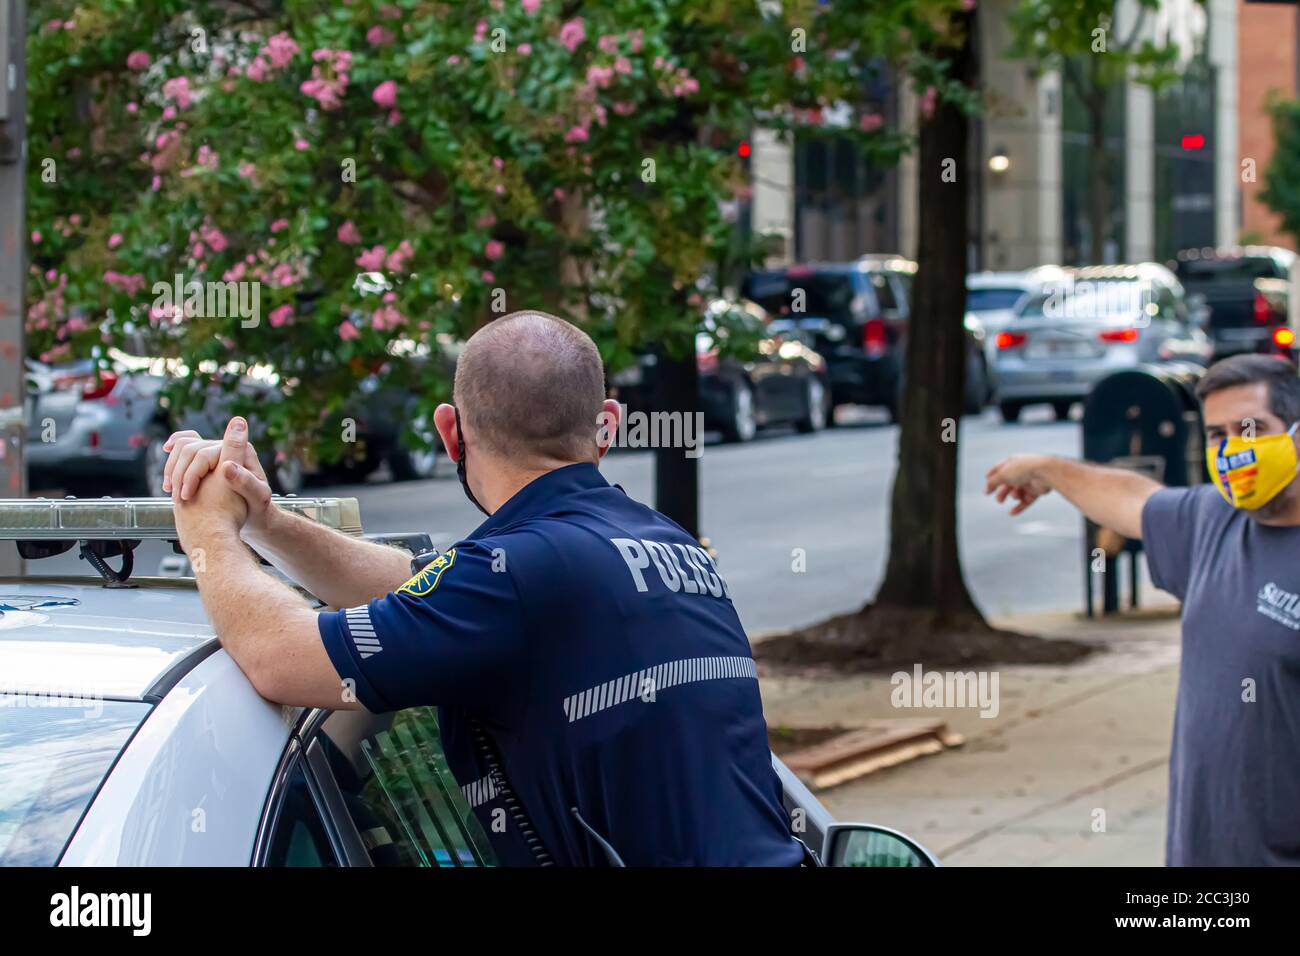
[{"x1": 44, "y1": 404, "x2": 1149, "y2": 633}]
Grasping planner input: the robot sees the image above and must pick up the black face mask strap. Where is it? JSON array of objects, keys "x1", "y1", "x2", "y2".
[{"x1": 455, "y1": 407, "x2": 491, "y2": 517}]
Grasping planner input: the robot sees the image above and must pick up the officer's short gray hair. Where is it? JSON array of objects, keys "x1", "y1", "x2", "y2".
[
  {"x1": 1195, "y1": 353, "x2": 1300, "y2": 424},
  {"x1": 454, "y1": 310, "x2": 606, "y2": 462}
]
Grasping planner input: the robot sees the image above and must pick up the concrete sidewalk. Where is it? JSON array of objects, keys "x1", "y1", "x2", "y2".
[{"x1": 757, "y1": 603, "x2": 1182, "y2": 865}]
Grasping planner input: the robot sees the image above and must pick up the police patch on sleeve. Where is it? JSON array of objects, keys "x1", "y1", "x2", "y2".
[{"x1": 398, "y1": 548, "x2": 456, "y2": 596}]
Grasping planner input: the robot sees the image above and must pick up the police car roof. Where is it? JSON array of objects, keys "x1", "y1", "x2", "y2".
[{"x1": 0, "y1": 577, "x2": 215, "y2": 701}]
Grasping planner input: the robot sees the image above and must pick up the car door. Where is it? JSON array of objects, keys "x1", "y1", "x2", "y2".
[{"x1": 303, "y1": 707, "x2": 495, "y2": 867}]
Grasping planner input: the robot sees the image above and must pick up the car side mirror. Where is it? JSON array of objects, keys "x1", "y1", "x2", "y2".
[{"x1": 823, "y1": 823, "x2": 939, "y2": 867}]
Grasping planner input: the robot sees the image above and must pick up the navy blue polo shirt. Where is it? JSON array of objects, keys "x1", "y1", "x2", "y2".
[{"x1": 318, "y1": 463, "x2": 802, "y2": 866}]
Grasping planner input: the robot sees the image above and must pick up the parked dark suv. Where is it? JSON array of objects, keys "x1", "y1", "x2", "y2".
[
  {"x1": 743, "y1": 256, "x2": 989, "y2": 420},
  {"x1": 1171, "y1": 246, "x2": 1296, "y2": 360}
]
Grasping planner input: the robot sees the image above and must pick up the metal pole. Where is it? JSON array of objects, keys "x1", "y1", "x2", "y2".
[{"x1": 0, "y1": 0, "x2": 27, "y2": 576}]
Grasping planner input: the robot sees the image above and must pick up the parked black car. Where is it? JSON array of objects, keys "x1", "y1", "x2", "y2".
[
  {"x1": 610, "y1": 299, "x2": 832, "y2": 443},
  {"x1": 1171, "y1": 246, "x2": 1296, "y2": 360},
  {"x1": 743, "y1": 255, "x2": 990, "y2": 421}
]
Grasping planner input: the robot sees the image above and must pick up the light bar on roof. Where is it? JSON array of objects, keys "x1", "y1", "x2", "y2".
[{"x1": 0, "y1": 497, "x2": 363, "y2": 540}]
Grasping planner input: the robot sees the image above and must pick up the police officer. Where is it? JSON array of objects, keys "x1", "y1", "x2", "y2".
[
  {"x1": 166, "y1": 309, "x2": 806, "y2": 866},
  {"x1": 986, "y1": 353, "x2": 1300, "y2": 866}
]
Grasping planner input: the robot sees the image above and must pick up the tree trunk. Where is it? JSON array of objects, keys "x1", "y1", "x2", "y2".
[
  {"x1": 1087, "y1": 98, "x2": 1110, "y2": 264},
  {"x1": 652, "y1": 341, "x2": 701, "y2": 539},
  {"x1": 874, "y1": 11, "x2": 980, "y2": 623}
]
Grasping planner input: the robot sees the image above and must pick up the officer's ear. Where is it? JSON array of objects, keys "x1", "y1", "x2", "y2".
[
  {"x1": 596, "y1": 399, "x2": 621, "y2": 459},
  {"x1": 433, "y1": 404, "x2": 462, "y2": 462}
]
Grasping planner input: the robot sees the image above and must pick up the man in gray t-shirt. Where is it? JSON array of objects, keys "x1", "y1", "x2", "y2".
[{"x1": 986, "y1": 353, "x2": 1300, "y2": 866}]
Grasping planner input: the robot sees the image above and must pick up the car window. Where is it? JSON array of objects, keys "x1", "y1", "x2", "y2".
[
  {"x1": 742, "y1": 271, "x2": 864, "y2": 322},
  {"x1": 265, "y1": 761, "x2": 339, "y2": 867},
  {"x1": 0, "y1": 697, "x2": 149, "y2": 866},
  {"x1": 1176, "y1": 256, "x2": 1282, "y2": 284},
  {"x1": 966, "y1": 288, "x2": 1027, "y2": 312},
  {"x1": 870, "y1": 272, "x2": 898, "y2": 312},
  {"x1": 316, "y1": 707, "x2": 495, "y2": 867}
]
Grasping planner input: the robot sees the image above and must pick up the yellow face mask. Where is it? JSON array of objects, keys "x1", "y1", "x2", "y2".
[{"x1": 1208, "y1": 422, "x2": 1300, "y2": 510}]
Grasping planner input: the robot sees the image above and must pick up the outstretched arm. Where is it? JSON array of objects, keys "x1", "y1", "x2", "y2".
[{"x1": 985, "y1": 454, "x2": 1163, "y2": 540}]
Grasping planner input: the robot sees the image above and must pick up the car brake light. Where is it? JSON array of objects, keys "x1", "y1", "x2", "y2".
[
  {"x1": 53, "y1": 370, "x2": 119, "y2": 400},
  {"x1": 1255, "y1": 291, "x2": 1270, "y2": 323},
  {"x1": 1275, "y1": 327, "x2": 1296, "y2": 348},
  {"x1": 995, "y1": 331, "x2": 1026, "y2": 349},
  {"x1": 863, "y1": 318, "x2": 887, "y2": 358},
  {"x1": 1099, "y1": 328, "x2": 1139, "y2": 343}
]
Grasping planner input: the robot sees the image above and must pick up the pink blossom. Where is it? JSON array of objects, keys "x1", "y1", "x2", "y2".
[
  {"x1": 294, "y1": 138, "x2": 310, "y2": 151},
  {"x1": 127, "y1": 102, "x2": 139, "y2": 113},
  {"x1": 493, "y1": 156, "x2": 505, "y2": 170},
  {"x1": 517, "y1": 43, "x2": 532, "y2": 56},
  {"x1": 356, "y1": 245, "x2": 386, "y2": 271},
  {"x1": 372, "y1": 80, "x2": 398, "y2": 108},
  {"x1": 371, "y1": 304, "x2": 404, "y2": 331},
  {"x1": 31, "y1": 231, "x2": 41, "y2": 244},
  {"x1": 962, "y1": 0, "x2": 976, "y2": 9},
  {"x1": 522, "y1": 0, "x2": 541, "y2": 13},
  {"x1": 586, "y1": 65, "x2": 614, "y2": 88},
  {"x1": 338, "y1": 320, "x2": 360, "y2": 341},
  {"x1": 385, "y1": 240, "x2": 414, "y2": 273},
  {"x1": 127, "y1": 51, "x2": 150, "y2": 70},
  {"x1": 564, "y1": 125, "x2": 589, "y2": 144},
  {"x1": 338, "y1": 220, "x2": 361, "y2": 244},
  {"x1": 446, "y1": 55, "x2": 462, "y2": 66},
  {"x1": 485, "y1": 240, "x2": 504, "y2": 261},
  {"x1": 270, "y1": 219, "x2": 289, "y2": 233},
  {"x1": 612, "y1": 101, "x2": 635, "y2": 116},
  {"x1": 367, "y1": 26, "x2": 395, "y2": 47},
  {"x1": 150, "y1": 175, "x2": 161, "y2": 192},
  {"x1": 859, "y1": 113, "x2": 883, "y2": 132},
  {"x1": 265, "y1": 32, "x2": 300, "y2": 68},
  {"x1": 237, "y1": 161, "x2": 257, "y2": 180},
  {"x1": 627, "y1": 29, "x2": 644, "y2": 53},
  {"x1": 598, "y1": 35, "x2": 619, "y2": 55},
  {"x1": 269, "y1": 305, "x2": 294, "y2": 327},
  {"x1": 476, "y1": 213, "x2": 497, "y2": 228},
  {"x1": 195, "y1": 144, "x2": 219, "y2": 169},
  {"x1": 919, "y1": 86, "x2": 937, "y2": 119},
  {"x1": 108, "y1": 233, "x2": 123, "y2": 249},
  {"x1": 553, "y1": 187, "x2": 566, "y2": 201},
  {"x1": 614, "y1": 57, "x2": 632, "y2": 75},
  {"x1": 558, "y1": 18, "x2": 586, "y2": 53},
  {"x1": 387, "y1": 109, "x2": 402, "y2": 126},
  {"x1": 162, "y1": 76, "x2": 193, "y2": 109},
  {"x1": 474, "y1": 19, "x2": 489, "y2": 43},
  {"x1": 482, "y1": 270, "x2": 495, "y2": 282}
]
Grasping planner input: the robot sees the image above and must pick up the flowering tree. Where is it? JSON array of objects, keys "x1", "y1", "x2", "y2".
[{"x1": 26, "y1": 0, "x2": 917, "y2": 465}]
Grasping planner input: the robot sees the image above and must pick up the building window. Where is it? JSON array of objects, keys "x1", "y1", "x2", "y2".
[
  {"x1": 1154, "y1": 59, "x2": 1217, "y2": 261},
  {"x1": 1061, "y1": 59, "x2": 1127, "y2": 265}
]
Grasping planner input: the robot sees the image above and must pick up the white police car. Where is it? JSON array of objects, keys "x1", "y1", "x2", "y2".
[{"x1": 0, "y1": 497, "x2": 937, "y2": 867}]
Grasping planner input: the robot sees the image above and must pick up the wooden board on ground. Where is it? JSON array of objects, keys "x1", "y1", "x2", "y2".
[{"x1": 782, "y1": 718, "x2": 964, "y2": 790}]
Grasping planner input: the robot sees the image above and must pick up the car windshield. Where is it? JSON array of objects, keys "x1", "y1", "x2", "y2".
[
  {"x1": 966, "y1": 288, "x2": 1027, "y2": 312},
  {"x1": 743, "y1": 271, "x2": 859, "y2": 321},
  {"x1": 1177, "y1": 257, "x2": 1281, "y2": 284},
  {"x1": 0, "y1": 697, "x2": 150, "y2": 866}
]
